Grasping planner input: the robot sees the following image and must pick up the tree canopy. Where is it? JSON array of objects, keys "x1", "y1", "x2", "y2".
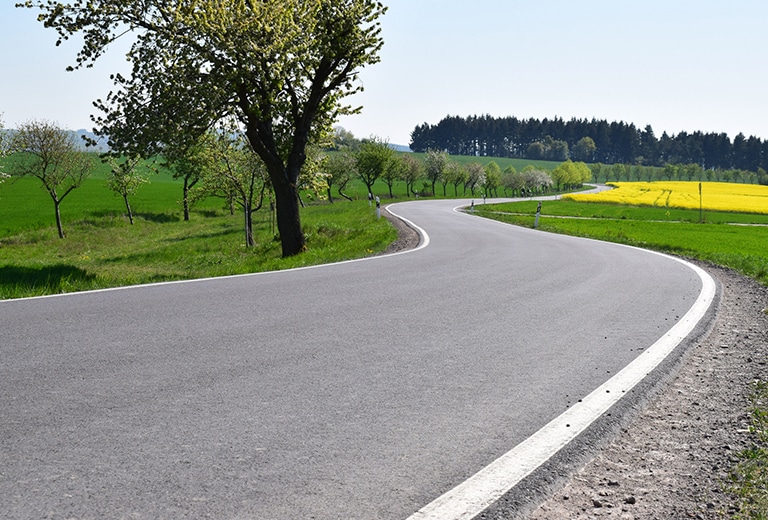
[
  {"x1": 9, "y1": 120, "x2": 93, "y2": 238},
  {"x1": 18, "y1": 0, "x2": 387, "y2": 256}
]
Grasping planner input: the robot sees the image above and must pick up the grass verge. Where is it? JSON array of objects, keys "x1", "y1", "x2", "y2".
[{"x1": 0, "y1": 199, "x2": 395, "y2": 299}]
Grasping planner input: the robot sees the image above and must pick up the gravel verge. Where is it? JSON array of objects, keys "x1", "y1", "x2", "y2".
[
  {"x1": 382, "y1": 208, "x2": 768, "y2": 519},
  {"x1": 524, "y1": 263, "x2": 768, "y2": 519}
]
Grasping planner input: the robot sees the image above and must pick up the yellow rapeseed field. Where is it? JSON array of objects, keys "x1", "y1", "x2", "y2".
[{"x1": 565, "y1": 181, "x2": 768, "y2": 214}]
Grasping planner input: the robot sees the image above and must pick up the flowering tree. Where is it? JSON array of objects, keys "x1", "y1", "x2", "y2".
[
  {"x1": 0, "y1": 114, "x2": 8, "y2": 183},
  {"x1": 9, "y1": 120, "x2": 92, "y2": 238},
  {"x1": 106, "y1": 156, "x2": 150, "y2": 225}
]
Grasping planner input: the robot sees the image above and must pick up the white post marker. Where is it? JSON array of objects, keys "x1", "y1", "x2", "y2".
[
  {"x1": 534, "y1": 201, "x2": 542, "y2": 229},
  {"x1": 375, "y1": 196, "x2": 381, "y2": 219}
]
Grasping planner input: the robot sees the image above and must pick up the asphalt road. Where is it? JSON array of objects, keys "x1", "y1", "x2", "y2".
[{"x1": 1, "y1": 198, "x2": 706, "y2": 519}]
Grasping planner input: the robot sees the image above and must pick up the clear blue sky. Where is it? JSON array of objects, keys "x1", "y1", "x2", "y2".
[{"x1": 3, "y1": 1, "x2": 768, "y2": 147}]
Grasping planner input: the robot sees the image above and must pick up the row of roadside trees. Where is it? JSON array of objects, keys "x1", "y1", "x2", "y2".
[
  {"x1": 326, "y1": 133, "x2": 591, "y2": 200},
  {"x1": 0, "y1": 115, "x2": 593, "y2": 244},
  {"x1": 588, "y1": 161, "x2": 765, "y2": 184}
]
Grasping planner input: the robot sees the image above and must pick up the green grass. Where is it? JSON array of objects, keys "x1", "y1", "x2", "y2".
[
  {"x1": 474, "y1": 200, "x2": 768, "y2": 286},
  {"x1": 0, "y1": 174, "x2": 395, "y2": 299}
]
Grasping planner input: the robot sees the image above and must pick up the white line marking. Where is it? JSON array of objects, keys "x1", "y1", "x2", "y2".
[{"x1": 407, "y1": 255, "x2": 716, "y2": 520}]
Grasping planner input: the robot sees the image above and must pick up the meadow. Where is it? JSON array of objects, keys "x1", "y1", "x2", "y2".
[{"x1": 0, "y1": 162, "x2": 396, "y2": 299}]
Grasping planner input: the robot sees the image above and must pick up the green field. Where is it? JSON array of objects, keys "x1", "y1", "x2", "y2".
[
  {"x1": 0, "y1": 168, "x2": 397, "y2": 299},
  {"x1": 474, "y1": 199, "x2": 768, "y2": 286}
]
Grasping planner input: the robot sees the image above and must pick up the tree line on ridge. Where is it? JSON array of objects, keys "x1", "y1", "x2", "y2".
[{"x1": 409, "y1": 114, "x2": 768, "y2": 177}]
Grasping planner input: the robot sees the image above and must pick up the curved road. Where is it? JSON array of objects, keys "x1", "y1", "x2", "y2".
[{"x1": 1, "y1": 198, "x2": 711, "y2": 519}]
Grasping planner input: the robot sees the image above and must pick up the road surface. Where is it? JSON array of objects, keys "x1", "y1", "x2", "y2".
[{"x1": 1, "y1": 198, "x2": 711, "y2": 519}]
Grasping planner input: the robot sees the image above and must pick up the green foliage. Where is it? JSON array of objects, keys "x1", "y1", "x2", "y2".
[
  {"x1": 105, "y1": 155, "x2": 151, "y2": 224},
  {"x1": 550, "y1": 160, "x2": 591, "y2": 190},
  {"x1": 407, "y1": 153, "x2": 560, "y2": 173},
  {"x1": 356, "y1": 137, "x2": 395, "y2": 196},
  {"x1": 423, "y1": 149, "x2": 448, "y2": 195},
  {"x1": 19, "y1": 0, "x2": 388, "y2": 257},
  {"x1": 483, "y1": 161, "x2": 502, "y2": 197},
  {"x1": 8, "y1": 120, "x2": 94, "y2": 238},
  {"x1": 572, "y1": 136, "x2": 597, "y2": 162}
]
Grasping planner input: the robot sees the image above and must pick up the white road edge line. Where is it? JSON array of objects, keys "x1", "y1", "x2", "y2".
[{"x1": 407, "y1": 248, "x2": 716, "y2": 519}]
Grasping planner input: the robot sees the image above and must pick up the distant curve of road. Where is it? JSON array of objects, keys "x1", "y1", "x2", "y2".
[{"x1": 1, "y1": 198, "x2": 713, "y2": 519}]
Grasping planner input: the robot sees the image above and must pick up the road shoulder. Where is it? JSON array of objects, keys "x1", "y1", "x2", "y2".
[{"x1": 522, "y1": 263, "x2": 767, "y2": 519}]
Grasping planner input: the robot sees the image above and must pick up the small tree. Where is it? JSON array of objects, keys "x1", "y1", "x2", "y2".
[
  {"x1": 398, "y1": 154, "x2": 423, "y2": 196},
  {"x1": 446, "y1": 162, "x2": 468, "y2": 197},
  {"x1": 324, "y1": 151, "x2": 356, "y2": 202},
  {"x1": 356, "y1": 137, "x2": 394, "y2": 199},
  {"x1": 195, "y1": 128, "x2": 271, "y2": 247},
  {"x1": 379, "y1": 149, "x2": 402, "y2": 198},
  {"x1": 465, "y1": 162, "x2": 485, "y2": 196},
  {"x1": 164, "y1": 139, "x2": 207, "y2": 221},
  {"x1": 483, "y1": 161, "x2": 502, "y2": 197},
  {"x1": 106, "y1": 155, "x2": 149, "y2": 224},
  {"x1": 551, "y1": 160, "x2": 590, "y2": 191},
  {"x1": 501, "y1": 166, "x2": 523, "y2": 197},
  {"x1": 521, "y1": 167, "x2": 553, "y2": 194},
  {"x1": 9, "y1": 120, "x2": 92, "y2": 238},
  {"x1": 589, "y1": 163, "x2": 604, "y2": 183},
  {"x1": 424, "y1": 149, "x2": 448, "y2": 196}
]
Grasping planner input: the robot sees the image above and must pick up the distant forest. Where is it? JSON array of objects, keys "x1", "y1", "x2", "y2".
[{"x1": 409, "y1": 115, "x2": 768, "y2": 173}]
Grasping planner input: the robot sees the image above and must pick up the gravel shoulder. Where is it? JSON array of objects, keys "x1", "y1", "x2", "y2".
[
  {"x1": 383, "y1": 207, "x2": 768, "y2": 519},
  {"x1": 526, "y1": 263, "x2": 768, "y2": 519}
]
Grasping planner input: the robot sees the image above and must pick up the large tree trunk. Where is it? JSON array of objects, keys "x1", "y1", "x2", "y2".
[
  {"x1": 182, "y1": 178, "x2": 191, "y2": 221},
  {"x1": 243, "y1": 120, "x2": 307, "y2": 257},
  {"x1": 244, "y1": 201, "x2": 254, "y2": 248},
  {"x1": 273, "y1": 177, "x2": 305, "y2": 257}
]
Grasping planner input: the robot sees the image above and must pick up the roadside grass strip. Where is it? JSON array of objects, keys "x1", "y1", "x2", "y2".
[{"x1": 408, "y1": 253, "x2": 716, "y2": 520}]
